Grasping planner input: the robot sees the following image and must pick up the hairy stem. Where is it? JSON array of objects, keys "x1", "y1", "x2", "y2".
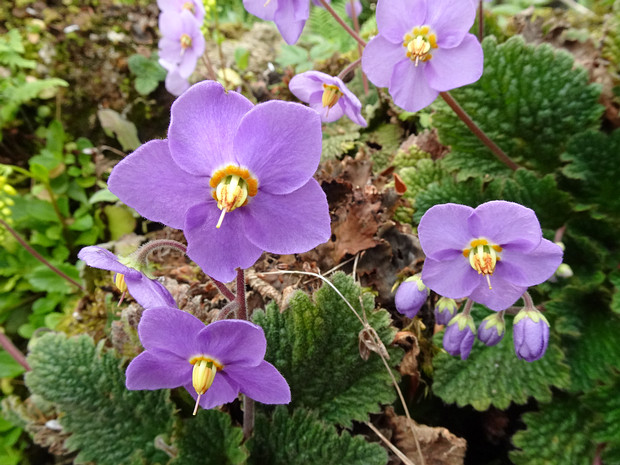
[
  {"x1": 440, "y1": 92, "x2": 520, "y2": 171},
  {"x1": 337, "y1": 57, "x2": 362, "y2": 80},
  {"x1": 235, "y1": 268, "x2": 247, "y2": 320},
  {"x1": 0, "y1": 218, "x2": 85, "y2": 292},
  {"x1": 134, "y1": 239, "x2": 188, "y2": 265},
  {"x1": 319, "y1": 0, "x2": 367, "y2": 47}
]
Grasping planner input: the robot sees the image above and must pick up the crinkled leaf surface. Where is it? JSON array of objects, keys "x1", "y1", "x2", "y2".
[
  {"x1": 25, "y1": 333, "x2": 174, "y2": 465},
  {"x1": 248, "y1": 407, "x2": 387, "y2": 465},
  {"x1": 252, "y1": 272, "x2": 398, "y2": 426},
  {"x1": 585, "y1": 375, "x2": 620, "y2": 464}
]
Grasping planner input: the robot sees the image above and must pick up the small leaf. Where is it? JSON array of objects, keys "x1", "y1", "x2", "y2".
[{"x1": 97, "y1": 109, "x2": 141, "y2": 151}]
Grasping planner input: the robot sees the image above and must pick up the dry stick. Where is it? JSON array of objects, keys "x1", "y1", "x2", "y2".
[
  {"x1": 319, "y1": 0, "x2": 367, "y2": 47},
  {"x1": 365, "y1": 421, "x2": 416, "y2": 465},
  {"x1": 350, "y1": 0, "x2": 369, "y2": 94},
  {"x1": 439, "y1": 92, "x2": 520, "y2": 171},
  {"x1": 0, "y1": 218, "x2": 85, "y2": 292},
  {"x1": 0, "y1": 330, "x2": 30, "y2": 371},
  {"x1": 260, "y1": 270, "x2": 425, "y2": 465}
]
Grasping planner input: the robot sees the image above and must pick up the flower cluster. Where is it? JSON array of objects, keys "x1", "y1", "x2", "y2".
[
  {"x1": 362, "y1": 0, "x2": 483, "y2": 112},
  {"x1": 108, "y1": 81, "x2": 331, "y2": 283},
  {"x1": 157, "y1": 0, "x2": 206, "y2": 95}
]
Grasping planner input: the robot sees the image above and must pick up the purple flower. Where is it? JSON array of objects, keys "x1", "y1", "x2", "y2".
[
  {"x1": 164, "y1": 68, "x2": 190, "y2": 97},
  {"x1": 394, "y1": 274, "x2": 429, "y2": 318},
  {"x1": 345, "y1": 0, "x2": 362, "y2": 19},
  {"x1": 513, "y1": 308, "x2": 549, "y2": 362},
  {"x1": 157, "y1": 0, "x2": 206, "y2": 24},
  {"x1": 477, "y1": 312, "x2": 505, "y2": 347},
  {"x1": 108, "y1": 81, "x2": 330, "y2": 283},
  {"x1": 243, "y1": 0, "x2": 310, "y2": 45},
  {"x1": 125, "y1": 308, "x2": 290, "y2": 411},
  {"x1": 311, "y1": 0, "x2": 330, "y2": 6},
  {"x1": 443, "y1": 313, "x2": 475, "y2": 360},
  {"x1": 289, "y1": 71, "x2": 367, "y2": 126},
  {"x1": 78, "y1": 246, "x2": 176, "y2": 309},
  {"x1": 434, "y1": 297, "x2": 458, "y2": 325},
  {"x1": 361, "y1": 0, "x2": 484, "y2": 112},
  {"x1": 158, "y1": 10, "x2": 205, "y2": 79},
  {"x1": 419, "y1": 201, "x2": 563, "y2": 311}
]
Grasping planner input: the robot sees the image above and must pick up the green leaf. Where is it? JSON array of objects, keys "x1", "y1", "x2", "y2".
[
  {"x1": 128, "y1": 54, "x2": 166, "y2": 96},
  {"x1": 89, "y1": 188, "x2": 119, "y2": 204},
  {"x1": 171, "y1": 409, "x2": 247, "y2": 465},
  {"x1": 510, "y1": 396, "x2": 597, "y2": 465},
  {"x1": 275, "y1": 45, "x2": 311, "y2": 72},
  {"x1": 25, "y1": 333, "x2": 174, "y2": 465},
  {"x1": 433, "y1": 35, "x2": 603, "y2": 178},
  {"x1": 104, "y1": 205, "x2": 137, "y2": 240},
  {"x1": 234, "y1": 47, "x2": 250, "y2": 71},
  {"x1": 97, "y1": 109, "x2": 141, "y2": 151},
  {"x1": 252, "y1": 272, "x2": 398, "y2": 426},
  {"x1": 26, "y1": 264, "x2": 81, "y2": 294},
  {"x1": 561, "y1": 129, "x2": 620, "y2": 217},
  {"x1": 611, "y1": 270, "x2": 620, "y2": 314},
  {"x1": 0, "y1": 352, "x2": 26, "y2": 378},
  {"x1": 432, "y1": 314, "x2": 570, "y2": 411},
  {"x1": 248, "y1": 407, "x2": 387, "y2": 465},
  {"x1": 585, "y1": 375, "x2": 620, "y2": 464}
]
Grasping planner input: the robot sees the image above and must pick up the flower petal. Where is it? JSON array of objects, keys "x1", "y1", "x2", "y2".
[
  {"x1": 187, "y1": 374, "x2": 241, "y2": 410},
  {"x1": 418, "y1": 203, "x2": 474, "y2": 259},
  {"x1": 317, "y1": 100, "x2": 345, "y2": 123},
  {"x1": 196, "y1": 320, "x2": 267, "y2": 366},
  {"x1": 108, "y1": 139, "x2": 206, "y2": 230},
  {"x1": 168, "y1": 81, "x2": 254, "y2": 176},
  {"x1": 468, "y1": 201, "x2": 542, "y2": 251},
  {"x1": 376, "y1": 0, "x2": 426, "y2": 44},
  {"x1": 243, "y1": 0, "x2": 277, "y2": 21},
  {"x1": 468, "y1": 275, "x2": 527, "y2": 311},
  {"x1": 126, "y1": 276, "x2": 177, "y2": 309},
  {"x1": 496, "y1": 239, "x2": 563, "y2": 287},
  {"x1": 425, "y1": 0, "x2": 476, "y2": 48},
  {"x1": 362, "y1": 36, "x2": 408, "y2": 88},
  {"x1": 78, "y1": 246, "x2": 139, "y2": 277},
  {"x1": 425, "y1": 34, "x2": 483, "y2": 92},
  {"x1": 243, "y1": 179, "x2": 331, "y2": 254},
  {"x1": 138, "y1": 308, "x2": 205, "y2": 358},
  {"x1": 125, "y1": 349, "x2": 191, "y2": 390},
  {"x1": 233, "y1": 100, "x2": 322, "y2": 195},
  {"x1": 184, "y1": 202, "x2": 264, "y2": 283},
  {"x1": 226, "y1": 361, "x2": 291, "y2": 404},
  {"x1": 421, "y1": 256, "x2": 479, "y2": 299},
  {"x1": 289, "y1": 71, "x2": 325, "y2": 101},
  {"x1": 273, "y1": 0, "x2": 308, "y2": 44},
  {"x1": 389, "y1": 60, "x2": 439, "y2": 112}
]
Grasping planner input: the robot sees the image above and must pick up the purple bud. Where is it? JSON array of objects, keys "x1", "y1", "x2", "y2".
[
  {"x1": 513, "y1": 308, "x2": 550, "y2": 362},
  {"x1": 443, "y1": 313, "x2": 476, "y2": 360},
  {"x1": 434, "y1": 297, "x2": 458, "y2": 325},
  {"x1": 394, "y1": 275, "x2": 429, "y2": 318},
  {"x1": 477, "y1": 312, "x2": 505, "y2": 346}
]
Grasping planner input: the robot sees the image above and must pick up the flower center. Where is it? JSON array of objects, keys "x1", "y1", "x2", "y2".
[
  {"x1": 210, "y1": 165, "x2": 258, "y2": 229},
  {"x1": 403, "y1": 26, "x2": 438, "y2": 66},
  {"x1": 462, "y1": 238, "x2": 503, "y2": 289},
  {"x1": 321, "y1": 83, "x2": 342, "y2": 114},
  {"x1": 180, "y1": 33, "x2": 192, "y2": 50},
  {"x1": 182, "y1": 1, "x2": 195, "y2": 13},
  {"x1": 189, "y1": 355, "x2": 223, "y2": 415},
  {"x1": 114, "y1": 273, "x2": 128, "y2": 305}
]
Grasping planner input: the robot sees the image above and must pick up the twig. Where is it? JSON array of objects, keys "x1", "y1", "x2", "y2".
[
  {"x1": 366, "y1": 421, "x2": 416, "y2": 465},
  {"x1": 319, "y1": 0, "x2": 367, "y2": 47},
  {"x1": 0, "y1": 218, "x2": 85, "y2": 292},
  {"x1": 440, "y1": 92, "x2": 520, "y2": 171}
]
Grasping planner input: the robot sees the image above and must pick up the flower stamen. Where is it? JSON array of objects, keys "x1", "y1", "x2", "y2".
[
  {"x1": 210, "y1": 165, "x2": 258, "y2": 229},
  {"x1": 403, "y1": 25, "x2": 438, "y2": 66},
  {"x1": 180, "y1": 33, "x2": 192, "y2": 51},
  {"x1": 321, "y1": 84, "x2": 342, "y2": 116},
  {"x1": 114, "y1": 273, "x2": 128, "y2": 305},
  {"x1": 463, "y1": 239, "x2": 502, "y2": 289},
  {"x1": 190, "y1": 357, "x2": 222, "y2": 415},
  {"x1": 182, "y1": 1, "x2": 195, "y2": 13}
]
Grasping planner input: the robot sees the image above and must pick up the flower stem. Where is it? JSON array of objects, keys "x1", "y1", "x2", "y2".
[
  {"x1": 462, "y1": 298, "x2": 474, "y2": 316},
  {"x1": 477, "y1": 0, "x2": 484, "y2": 42},
  {"x1": 439, "y1": 91, "x2": 520, "y2": 171},
  {"x1": 212, "y1": 279, "x2": 236, "y2": 301},
  {"x1": 235, "y1": 267, "x2": 254, "y2": 439},
  {"x1": 134, "y1": 239, "x2": 187, "y2": 265},
  {"x1": 521, "y1": 291, "x2": 535, "y2": 309},
  {"x1": 337, "y1": 57, "x2": 362, "y2": 80},
  {"x1": 243, "y1": 396, "x2": 255, "y2": 440},
  {"x1": 0, "y1": 218, "x2": 85, "y2": 292},
  {"x1": 0, "y1": 329, "x2": 30, "y2": 371},
  {"x1": 319, "y1": 0, "x2": 367, "y2": 47},
  {"x1": 235, "y1": 268, "x2": 247, "y2": 320},
  {"x1": 349, "y1": 0, "x2": 369, "y2": 94}
]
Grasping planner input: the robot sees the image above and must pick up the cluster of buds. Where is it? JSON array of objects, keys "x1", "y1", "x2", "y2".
[
  {"x1": 157, "y1": 0, "x2": 206, "y2": 95},
  {"x1": 0, "y1": 175, "x2": 17, "y2": 237}
]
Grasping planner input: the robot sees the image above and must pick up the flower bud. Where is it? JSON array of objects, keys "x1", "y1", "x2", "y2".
[
  {"x1": 513, "y1": 308, "x2": 550, "y2": 362},
  {"x1": 394, "y1": 274, "x2": 429, "y2": 318},
  {"x1": 443, "y1": 313, "x2": 476, "y2": 360},
  {"x1": 477, "y1": 312, "x2": 505, "y2": 346},
  {"x1": 434, "y1": 297, "x2": 458, "y2": 325},
  {"x1": 555, "y1": 263, "x2": 573, "y2": 279}
]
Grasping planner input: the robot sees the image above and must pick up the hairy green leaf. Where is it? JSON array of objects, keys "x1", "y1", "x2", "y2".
[
  {"x1": 25, "y1": 333, "x2": 174, "y2": 465},
  {"x1": 585, "y1": 375, "x2": 620, "y2": 464},
  {"x1": 252, "y1": 272, "x2": 398, "y2": 426},
  {"x1": 248, "y1": 407, "x2": 387, "y2": 465}
]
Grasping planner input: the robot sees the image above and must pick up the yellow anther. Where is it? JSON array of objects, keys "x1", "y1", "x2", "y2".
[
  {"x1": 210, "y1": 165, "x2": 258, "y2": 229},
  {"x1": 464, "y1": 238, "x2": 502, "y2": 290},
  {"x1": 182, "y1": 1, "x2": 195, "y2": 13},
  {"x1": 180, "y1": 33, "x2": 192, "y2": 49},
  {"x1": 114, "y1": 273, "x2": 128, "y2": 293},
  {"x1": 403, "y1": 25, "x2": 438, "y2": 65},
  {"x1": 190, "y1": 357, "x2": 220, "y2": 415}
]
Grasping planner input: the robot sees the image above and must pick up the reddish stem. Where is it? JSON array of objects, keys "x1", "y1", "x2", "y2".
[
  {"x1": 0, "y1": 330, "x2": 30, "y2": 371},
  {"x1": 319, "y1": 0, "x2": 366, "y2": 47}
]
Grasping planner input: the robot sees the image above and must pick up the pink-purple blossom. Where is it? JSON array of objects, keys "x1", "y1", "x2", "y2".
[
  {"x1": 289, "y1": 71, "x2": 367, "y2": 126},
  {"x1": 125, "y1": 308, "x2": 290, "y2": 411},
  {"x1": 345, "y1": 0, "x2": 362, "y2": 19},
  {"x1": 361, "y1": 0, "x2": 484, "y2": 112},
  {"x1": 157, "y1": 0, "x2": 206, "y2": 23},
  {"x1": 394, "y1": 275, "x2": 428, "y2": 318},
  {"x1": 243, "y1": 0, "x2": 310, "y2": 44},
  {"x1": 513, "y1": 308, "x2": 549, "y2": 362},
  {"x1": 443, "y1": 313, "x2": 475, "y2": 359},
  {"x1": 477, "y1": 312, "x2": 505, "y2": 347},
  {"x1": 418, "y1": 201, "x2": 563, "y2": 311},
  {"x1": 108, "y1": 81, "x2": 330, "y2": 283},
  {"x1": 78, "y1": 246, "x2": 176, "y2": 309}
]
